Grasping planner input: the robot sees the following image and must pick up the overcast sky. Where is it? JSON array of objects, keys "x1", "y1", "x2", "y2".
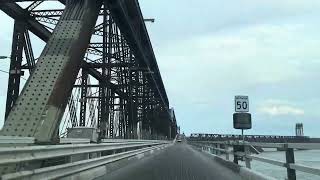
[
  {"x1": 139, "y1": 0, "x2": 320, "y2": 136},
  {"x1": 1, "y1": 1, "x2": 320, "y2": 137}
]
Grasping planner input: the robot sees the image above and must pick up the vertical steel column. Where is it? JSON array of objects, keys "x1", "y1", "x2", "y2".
[
  {"x1": 150, "y1": 91, "x2": 157, "y2": 138},
  {"x1": 115, "y1": 29, "x2": 127, "y2": 138},
  {"x1": 141, "y1": 74, "x2": 148, "y2": 138},
  {"x1": 148, "y1": 88, "x2": 155, "y2": 137},
  {"x1": 106, "y1": 14, "x2": 114, "y2": 138},
  {"x1": 124, "y1": 45, "x2": 133, "y2": 139},
  {"x1": 99, "y1": 5, "x2": 109, "y2": 138},
  {"x1": 126, "y1": 52, "x2": 134, "y2": 138},
  {"x1": 5, "y1": 20, "x2": 25, "y2": 119},
  {"x1": 79, "y1": 70, "x2": 88, "y2": 126},
  {"x1": 143, "y1": 82, "x2": 151, "y2": 139},
  {"x1": 130, "y1": 69, "x2": 140, "y2": 139},
  {"x1": 5, "y1": 23, "x2": 36, "y2": 120},
  {"x1": 118, "y1": 98, "x2": 124, "y2": 137},
  {"x1": 97, "y1": 85, "x2": 105, "y2": 136},
  {"x1": 108, "y1": 92, "x2": 115, "y2": 137}
]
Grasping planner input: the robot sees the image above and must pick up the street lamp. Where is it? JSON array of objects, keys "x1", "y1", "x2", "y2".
[
  {"x1": 0, "y1": 56, "x2": 10, "y2": 59},
  {"x1": 144, "y1": 18, "x2": 155, "y2": 23},
  {"x1": 0, "y1": 55, "x2": 28, "y2": 80}
]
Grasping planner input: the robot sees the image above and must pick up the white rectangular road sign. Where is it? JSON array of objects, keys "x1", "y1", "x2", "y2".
[{"x1": 235, "y1": 96, "x2": 249, "y2": 112}]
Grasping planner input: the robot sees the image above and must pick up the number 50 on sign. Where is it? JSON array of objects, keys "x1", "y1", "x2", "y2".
[{"x1": 235, "y1": 96, "x2": 249, "y2": 112}]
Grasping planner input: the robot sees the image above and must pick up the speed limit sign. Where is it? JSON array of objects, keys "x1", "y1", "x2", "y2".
[{"x1": 235, "y1": 96, "x2": 249, "y2": 112}]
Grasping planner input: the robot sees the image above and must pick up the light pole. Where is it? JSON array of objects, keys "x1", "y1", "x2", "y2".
[
  {"x1": 0, "y1": 56, "x2": 10, "y2": 59},
  {"x1": 144, "y1": 18, "x2": 155, "y2": 23},
  {"x1": 0, "y1": 55, "x2": 28, "y2": 80}
]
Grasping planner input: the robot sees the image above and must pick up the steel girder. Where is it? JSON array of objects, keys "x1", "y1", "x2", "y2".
[
  {"x1": 5, "y1": 21, "x2": 25, "y2": 119},
  {"x1": 5, "y1": 20, "x2": 36, "y2": 118}
]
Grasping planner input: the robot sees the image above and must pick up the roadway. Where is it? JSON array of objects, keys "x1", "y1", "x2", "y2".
[{"x1": 102, "y1": 142, "x2": 242, "y2": 180}]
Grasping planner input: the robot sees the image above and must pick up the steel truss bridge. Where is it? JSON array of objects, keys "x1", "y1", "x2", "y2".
[
  {"x1": 0, "y1": 1, "x2": 320, "y2": 180},
  {"x1": 0, "y1": 0, "x2": 177, "y2": 142}
]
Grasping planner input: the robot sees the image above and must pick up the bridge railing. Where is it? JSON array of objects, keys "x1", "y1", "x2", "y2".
[
  {"x1": 0, "y1": 136, "x2": 171, "y2": 180},
  {"x1": 189, "y1": 140, "x2": 320, "y2": 180},
  {"x1": 188, "y1": 134, "x2": 311, "y2": 143}
]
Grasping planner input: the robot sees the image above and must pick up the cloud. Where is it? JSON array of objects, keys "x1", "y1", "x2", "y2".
[
  {"x1": 258, "y1": 100, "x2": 304, "y2": 116},
  {"x1": 159, "y1": 22, "x2": 320, "y2": 97}
]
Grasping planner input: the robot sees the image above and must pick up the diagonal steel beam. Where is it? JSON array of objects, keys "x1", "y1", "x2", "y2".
[
  {"x1": 0, "y1": 3, "x2": 51, "y2": 41},
  {"x1": 1, "y1": 0, "x2": 103, "y2": 142},
  {"x1": 0, "y1": 2, "x2": 126, "y2": 98},
  {"x1": 83, "y1": 62, "x2": 128, "y2": 99}
]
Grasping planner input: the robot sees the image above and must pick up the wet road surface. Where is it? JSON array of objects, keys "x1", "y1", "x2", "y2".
[{"x1": 104, "y1": 142, "x2": 242, "y2": 180}]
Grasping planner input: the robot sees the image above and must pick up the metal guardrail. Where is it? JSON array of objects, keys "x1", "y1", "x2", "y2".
[
  {"x1": 0, "y1": 137, "x2": 171, "y2": 180},
  {"x1": 2, "y1": 145, "x2": 167, "y2": 180},
  {"x1": 0, "y1": 137, "x2": 166, "y2": 145},
  {"x1": 101, "y1": 139, "x2": 169, "y2": 143},
  {"x1": 189, "y1": 140, "x2": 320, "y2": 180},
  {"x1": 0, "y1": 136, "x2": 35, "y2": 145},
  {"x1": 60, "y1": 138, "x2": 91, "y2": 144},
  {"x1": 0, "y1": 142, "x2": 165, "y2": 165},
  {"x1": 189, "y1": 133, "x2": 313, "y2": 143}
]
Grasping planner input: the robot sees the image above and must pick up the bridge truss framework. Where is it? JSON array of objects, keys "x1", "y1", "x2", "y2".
[{"x1": 0, "y1": 0, "x2": 177, "y2": 143}]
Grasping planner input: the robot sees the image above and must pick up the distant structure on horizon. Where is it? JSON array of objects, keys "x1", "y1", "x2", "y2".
[{"x1": 295, "y1": 123, "x2": 304, "y2": 136}]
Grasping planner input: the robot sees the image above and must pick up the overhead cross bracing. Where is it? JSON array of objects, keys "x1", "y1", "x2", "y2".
[{"x1": 0, "y1": 0, "x2": 177, "y2": 143}]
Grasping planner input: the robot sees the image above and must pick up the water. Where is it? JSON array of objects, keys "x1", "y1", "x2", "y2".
[{"x1": 238, "y1": 149, "x2": 320, "y2": 180}]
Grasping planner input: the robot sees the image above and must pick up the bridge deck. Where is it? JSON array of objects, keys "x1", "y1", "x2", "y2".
[{"x1": 101, "y1": 143, "x2": 241, "y2": 180}]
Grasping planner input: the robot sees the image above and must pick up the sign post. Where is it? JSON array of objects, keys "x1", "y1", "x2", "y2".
[{"x1": 233, "y1": 96, "x2": 252, "y2": 164}]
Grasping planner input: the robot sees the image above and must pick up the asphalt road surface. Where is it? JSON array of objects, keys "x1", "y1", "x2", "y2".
[{"x1": 104, "y1": 142, "x2": 242, "y2": 180}]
